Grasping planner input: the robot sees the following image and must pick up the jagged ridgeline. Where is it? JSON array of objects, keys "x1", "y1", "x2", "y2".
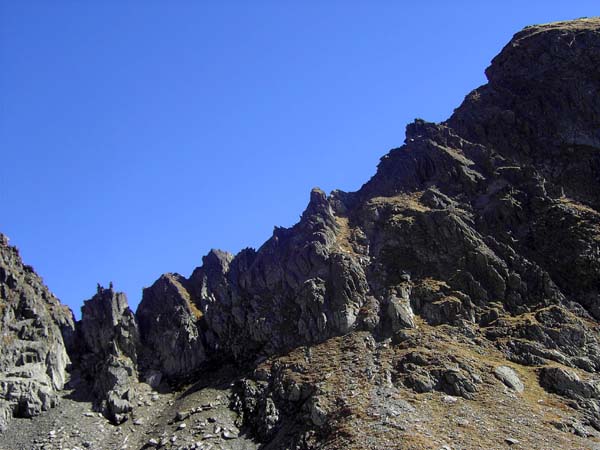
[{"x1": 2, "y1": 17, "x2": 600, "y2": 450}]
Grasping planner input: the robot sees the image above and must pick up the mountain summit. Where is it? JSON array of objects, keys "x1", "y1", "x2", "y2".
[{"x1": 2, "y1": 18, "x2": 600, "y2": 450}]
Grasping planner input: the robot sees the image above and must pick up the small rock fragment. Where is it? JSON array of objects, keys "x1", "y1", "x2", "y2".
[
  {"x1": 223, "y1": 430, "x2": 237, "y2": 440},
  {"x1": 176, "y1": 411, "x2": 190, "y2": 421}
]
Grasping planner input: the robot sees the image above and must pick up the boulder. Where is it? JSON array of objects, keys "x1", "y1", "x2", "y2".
[{"x1": 494, "y1": 366, "x2": 525, "y2": 393}]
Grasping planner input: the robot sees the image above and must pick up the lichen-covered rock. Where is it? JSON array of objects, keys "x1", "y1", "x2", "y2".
[
  {"x1": 0, "y1": 234, "x2": 74, "y2": 430},
  {"x1": 381, "y1": 284, "x2": 415, "y2": 334},
  {"x1": 485, "y1": 305, "x2": 600, "y2": 371},
  {"x1": 232, "y1": 359, "x2": 317, "y2": 446},
  {"x1": 539, "y1": 365, "x2": 600, "y2": 430}
]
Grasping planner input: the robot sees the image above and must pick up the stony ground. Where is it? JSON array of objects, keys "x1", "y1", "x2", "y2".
[{"x1": 0, "y1": 366, "x2": 259, "y2": 450}]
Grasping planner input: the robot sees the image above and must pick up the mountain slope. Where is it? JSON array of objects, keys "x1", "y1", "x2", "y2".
[{"x1": 2, "y1": 17, "x2": 600, "y2": 450}]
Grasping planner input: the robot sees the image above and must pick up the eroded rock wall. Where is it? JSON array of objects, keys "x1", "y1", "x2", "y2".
[{"x1": 0, "y1": 234, "x2": 74, "y2": 430}]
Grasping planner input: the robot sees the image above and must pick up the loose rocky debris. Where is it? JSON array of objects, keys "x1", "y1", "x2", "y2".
[{"x1": 0, "y1": 365, "x2": 257, "y2": 450}]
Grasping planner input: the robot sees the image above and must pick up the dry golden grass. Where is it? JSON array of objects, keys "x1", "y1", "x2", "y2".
[
  {"x1": 557, "y1": 197, "x2": 600, "y2": 241},
  {"x1": 400, "y1": 324, "x2": 595, "y2": 449},
  {"x1": 559, "y1": 196, "x2": 599, "y2": 216},
  {"x1": 418, "y1": 278, "x2": 450, "y2": 292},
  {"x1": 187, "y1": 300, "x2": 203, "y2": 319},
  {"x1": 523, "y1": 17, "x2": 600, "y2": 36},
  {"x1": 368, "y1": 191, "x2": 431, "y2": 213},
  {"x1": 334, "y1": 216, "x2": 357, "y2": 255},
  {"x1": 433, "y1": 295, "x2": 461, "y2": 306},
  {"x1": 166, "y1": 274, "x2": 203, "y2": 319},
  {"x1": 2, "y1": 333, "x2": 15, "y2": 346}
]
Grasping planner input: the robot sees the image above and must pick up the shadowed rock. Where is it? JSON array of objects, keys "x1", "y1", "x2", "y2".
[
  {"x1": 75, "y1": 285, "x2": 140, "y2": 424},
  {"x1": 137, "y1": 273, "x2": 206, "y2": 379}
]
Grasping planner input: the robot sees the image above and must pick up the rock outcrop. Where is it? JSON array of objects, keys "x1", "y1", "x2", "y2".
[
  {"x1": 137, "y1": 273, "x2": 206, "y2": 379},
  {"x1": 136, "y1": 188, "x2": 371, "y2": 375},
  {"x1": 0, "y1": 234, "x2": 74, "y2": 430},
  {"x1": 75, "y1": 285, "x2": 140, "y2": 423},
  {"x1": 74, "y1": 285, "x2": 140, "y2": 423}
]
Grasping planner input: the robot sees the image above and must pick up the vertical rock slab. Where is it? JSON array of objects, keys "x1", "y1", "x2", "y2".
[
  {"x1": 136, "y1": 273, "x2": 206, "y2": 379},
  {"x1": 76, "y1": 285, "x2": 140, "y2": 424}
]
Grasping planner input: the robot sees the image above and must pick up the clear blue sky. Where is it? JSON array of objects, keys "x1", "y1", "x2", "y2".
[{"x1": 1, "y1": 2, "x2": 596, "y2": 318}]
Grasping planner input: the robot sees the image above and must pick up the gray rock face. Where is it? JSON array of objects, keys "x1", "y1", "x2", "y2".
[
  {"x1": 539, "y1": 367, "x2": 600, "y2": 401},
  {"x1": 232, "y1": 359, "x2": 316, "y2": 445},
  {"x1": 382, "y1": 285, "x2": 415, "y2": 334},
  {"x1": 486, "y1": 305, "x2": 600, "y2": 372},
  {"x1": 0, "y1": 234, "x2": 74, "y2": 430},
  {"x1": 75, "y1": 285, "x2": 140, "y2": 424},
  {"x1": 447, "y1": 19, "x2": 600, "y2": 319}
]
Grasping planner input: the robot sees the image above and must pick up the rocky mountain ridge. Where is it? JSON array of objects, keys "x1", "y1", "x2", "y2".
[
  {"x1": 2, "y1": 17, "x2": 600, "y2": 450},
  {"x1": 0, "y1": 234, "x2": 73, "y2": 429}
]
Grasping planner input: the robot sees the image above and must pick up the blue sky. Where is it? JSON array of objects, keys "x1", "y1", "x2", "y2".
[{"x1": 1, "y1": 2, "x2": 596, "y2": 317}]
